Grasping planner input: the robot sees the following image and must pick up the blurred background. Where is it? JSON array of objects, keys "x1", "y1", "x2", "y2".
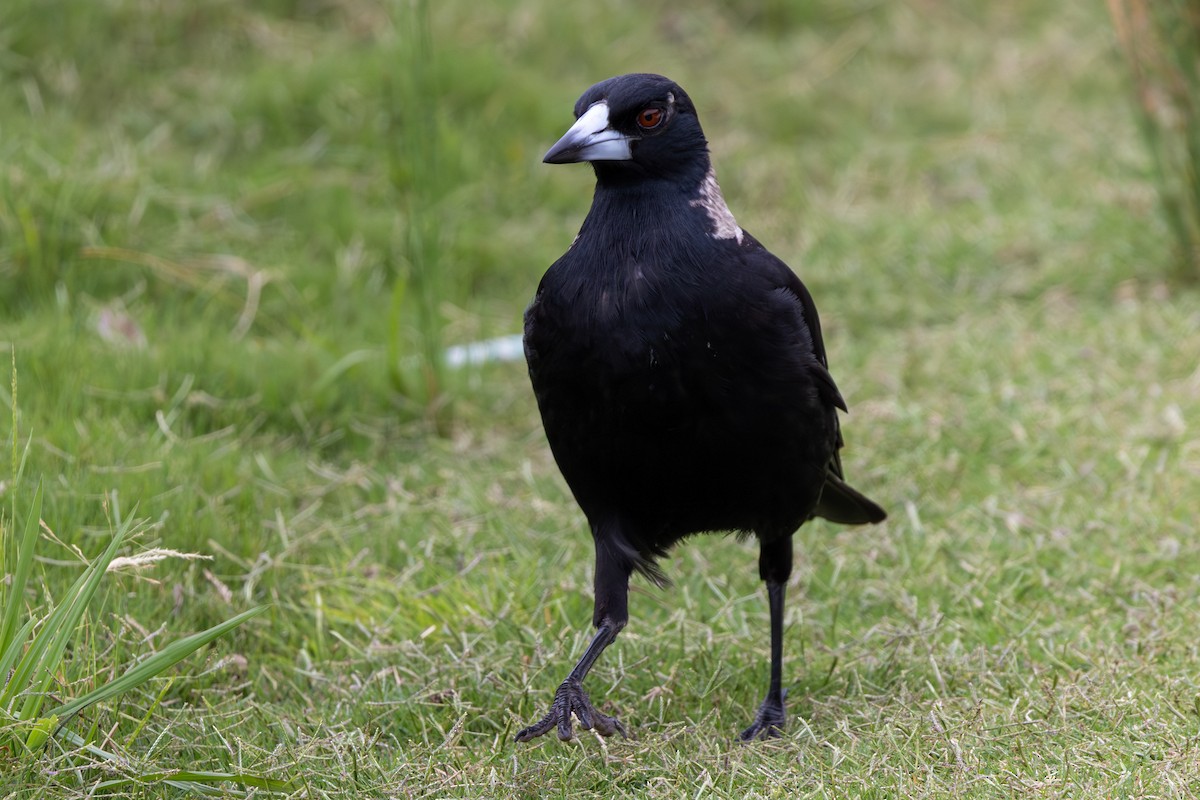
[{"x1": 2, "y1": 0, "x2": 1198, "y2": 795}]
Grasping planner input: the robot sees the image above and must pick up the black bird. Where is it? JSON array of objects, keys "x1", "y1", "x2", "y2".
[{"x1": 517, "y1": 73, "x2": 886, "y2": 743}]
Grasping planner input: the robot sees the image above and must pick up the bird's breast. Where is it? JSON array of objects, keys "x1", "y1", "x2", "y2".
[{"x1": 525, "y1": 257, "x2": 835, "y2": 536}]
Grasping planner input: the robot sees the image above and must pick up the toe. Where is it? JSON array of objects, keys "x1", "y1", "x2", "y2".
[
  {"x1": 575, "y1": 704, "x2": 594, "y2": 730},
  {"x1": 738, "y1": 699, "x2": 787, "y2": 741},
  {"x1": 517, "y1": 679, "x2": 628, "y2": 743},
  {"x1": 592, "y1": 711, "x2": 626, "y2": 738},
  {"x1": 515, "y1": 714, "x2": 554, "y2": 743},
  {"x1": 554, "y1": 711, "x2": 574, "y2": 741}
]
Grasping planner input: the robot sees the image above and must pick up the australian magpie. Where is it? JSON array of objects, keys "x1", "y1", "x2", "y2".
[{"x1": 517, "y1": 73, "x2": 886, "y2": 743}]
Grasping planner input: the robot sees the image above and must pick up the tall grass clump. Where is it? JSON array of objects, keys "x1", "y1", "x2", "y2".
[
  {"x1": 0, "y1": 358, "x2": 284, "y2": 793},
  {"x1": 386, "y1": 0, "x2": 454, "y2": 432},
  {"x1": 1109, "y1": 0, "x2": 1200, "y2": 279}
]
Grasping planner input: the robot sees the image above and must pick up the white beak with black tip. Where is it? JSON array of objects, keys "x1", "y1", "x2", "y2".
[{"x1": 543, "y1": 101, "x2": 634, "y2": 164}]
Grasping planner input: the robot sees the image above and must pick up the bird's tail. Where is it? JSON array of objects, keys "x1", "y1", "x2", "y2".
[{"x1": 814, "y1": 472, "x2": 887, "y2": 525}]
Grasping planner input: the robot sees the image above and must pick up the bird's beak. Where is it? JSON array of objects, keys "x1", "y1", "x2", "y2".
[{"x1": 543, "y1": 101, "x2": 633, "y2": 164}]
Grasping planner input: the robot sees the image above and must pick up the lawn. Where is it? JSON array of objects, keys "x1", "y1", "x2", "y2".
[{"x1": 2, "y1": 0, "x2": 1199, "y2": 797}]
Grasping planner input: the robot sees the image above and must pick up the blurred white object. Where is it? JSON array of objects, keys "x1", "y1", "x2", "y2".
[
  {"x1": 96, "y1": 305, "x2": 148, "y2": 349},
  {"x1": 444, "y1": 334, "x2": 525, "y2": 368}
]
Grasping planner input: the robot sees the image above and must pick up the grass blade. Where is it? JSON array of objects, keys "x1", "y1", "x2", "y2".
[
  {"x1": 14, "y1": 512, "x2": 131, "y2": 723},
  {"x1": 0, "y1": 616, "x2": 36, "y2": 684},
  {"x1": 0, "y1": 481, "x2": 41, "y2": 660},
  {"x1": 51, "y1": 605, "x2": 268, "y2": 723},
  {"x1": 52, "y1": 722, "x2": 296, "y2": 794},
  {"x1": 93, "y1": 770, "x2": 295, "y2": 793}
]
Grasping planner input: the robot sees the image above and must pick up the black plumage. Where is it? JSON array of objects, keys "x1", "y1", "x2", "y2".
[{"x1": 517, "y1": 73, "x2": 886, "y2": 743}]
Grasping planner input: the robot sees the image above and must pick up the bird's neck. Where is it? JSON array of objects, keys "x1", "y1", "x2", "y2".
[
  {"x1": 689, "y1": 167, "x2": 743, "y2": 245},
  {"x1": 591, "y1": 150, "x2": 711, "y2": 193},
  {"x1": 580, "y1": 163, "x2": 743, "y2": 251}
]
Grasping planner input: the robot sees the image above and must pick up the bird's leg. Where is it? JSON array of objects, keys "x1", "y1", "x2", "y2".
[
  {"x1": 515, "y1": 538, "x2": 632, "y2": 743},
  {"x1": 737, "y1": 580, "x2": 788, "y2": 739},
  {"x1": 514, "y1": 623, "x2": 626, "y2": 743},
  {"x1": 739, "y1": 536, "x2": 792, "y2": 741}
]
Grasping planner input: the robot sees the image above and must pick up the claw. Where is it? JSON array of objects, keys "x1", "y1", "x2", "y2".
[
  {"x1": 738, "y1": 692, "x2": 787, "y2": 741},
  {"x1": 516, "y1": 678, "x2": 627, "y2": 743}
]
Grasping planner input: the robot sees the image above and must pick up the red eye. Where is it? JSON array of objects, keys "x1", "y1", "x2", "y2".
[{"x1": 636, "y1": 107, "x2": 664, "y2": 129}]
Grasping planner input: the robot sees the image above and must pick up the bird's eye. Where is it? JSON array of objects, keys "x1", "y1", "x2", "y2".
[{"x1": 636, "y1": 107, "x2": 665, "y2": 130}]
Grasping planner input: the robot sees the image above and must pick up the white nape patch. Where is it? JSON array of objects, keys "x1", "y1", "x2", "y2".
[{"x1": 690, "y1": 168, "x2": 743, "y2": 244}]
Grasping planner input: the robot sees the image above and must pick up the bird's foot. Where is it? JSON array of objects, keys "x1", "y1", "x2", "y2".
[
  {"x1": 515, "y1": 677, "x2": 627, "y2": 743},
  {"x1": 737, "y1": 690, "x2": 787, "y2": 741}
]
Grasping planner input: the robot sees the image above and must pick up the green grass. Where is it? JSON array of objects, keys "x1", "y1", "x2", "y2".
[
  {"x1": 1109, "y1": 0, "x2": 1200, "y2": 280},
  {"x1": 2, "y1": 0, "x2": 1199, "y2": 796}
]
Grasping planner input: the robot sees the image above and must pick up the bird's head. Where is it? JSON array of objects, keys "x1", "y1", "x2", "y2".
[{"x1": 544, "y1": 73, "x2": 710, "y2": 185}]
